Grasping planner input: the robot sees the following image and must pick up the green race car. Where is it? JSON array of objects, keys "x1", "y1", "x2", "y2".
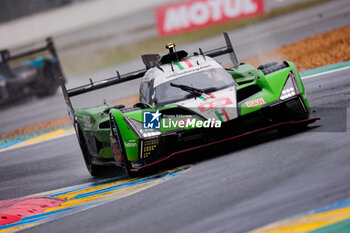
[{"x1": 60, "y1": 32, "x2": 318, "y2": 177}]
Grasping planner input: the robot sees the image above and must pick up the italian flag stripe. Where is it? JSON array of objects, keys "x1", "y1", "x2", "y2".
[
  {"x1": 222, "y1": 109, "x2": 230, "y2": 121},
  {"x1": 174, "y1": 62, "x2": 184, "y2": 70},
  {"x1": 214, "y1": 111, "x2": 224, "y2": 122},
  {"x1": 182, "y1": 59, "x2": 193, "y2": 68}
]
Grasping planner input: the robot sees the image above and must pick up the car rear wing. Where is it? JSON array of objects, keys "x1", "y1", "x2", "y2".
[
  {"x1": 59, "y1": 32, "x2": 238, "y2": 121},
  {"x1": 204, "y1": 32, "x2": 239, "y2": 67},
  {"x1": 0, "y1": 37, "x2": 59, "y2": 63},
  {"x1": 0, "y1": 37, "x2": 65, "y2": 82},
  {"x1": 59, "y1": 69, "x2": 147, "y2": 122}
]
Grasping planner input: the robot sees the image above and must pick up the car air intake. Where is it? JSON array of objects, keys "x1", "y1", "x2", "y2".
[
  {"x1": 237, "y1": 85, "x2": 261, "y2": 102},
  {"x1": 259, "y1": 62, "x2": 289, "y2": 75}
]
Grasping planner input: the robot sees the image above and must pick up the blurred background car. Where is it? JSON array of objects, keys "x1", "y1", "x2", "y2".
[{"x1": 0, "y1": 38, "x2": 65, "y2": 105}]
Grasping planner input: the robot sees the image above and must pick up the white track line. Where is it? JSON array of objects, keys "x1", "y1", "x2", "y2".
[{"x1": 301, "y1": 65, "x2": 350, "y2": 80}]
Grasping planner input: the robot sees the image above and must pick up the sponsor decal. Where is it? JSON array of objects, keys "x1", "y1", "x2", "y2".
[
  {"x1": 124, "y1": 142, "x2": 137, "y2": 148},
  {"x1": 156, "y1": 0, "x2": 265, "y2": 36},
  {"x1": 144, "y1": 111, "x2": 222, "y2": 129},
  {"x1": 245, "y1": 97, "x2": 266, "y2": 107},
  {"x1": 162, "y1": 114, "x2": 193, "y2": 118},
  {"x1": 143, "y1": 113, "x2": 222, "y2": 129},
  {"x1": 162, "y1": 118, "x2": 221, "y2": 128},
  {"x1": 164, "y1": 64, "x2": 211, "y2": 79},
  {"x1": 198, "y1": 93, "x2": 216, "y2": 101},
  {"x1": 214, "y1": 109, "x2": 230, "y2": 122},
  {"x1": 197, "y1": 98, "x2": 233, "y2": 112},
  {"x1": 143, "y1": 110, "x2": 161, "y2": 129}
]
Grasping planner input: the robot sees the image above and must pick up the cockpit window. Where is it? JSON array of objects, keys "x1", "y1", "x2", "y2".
[{"x1": 154, "y1": 68, "x2": 235, "y2": 106}]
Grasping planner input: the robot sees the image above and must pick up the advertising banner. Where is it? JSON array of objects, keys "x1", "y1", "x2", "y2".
[{"x1": 156, "y1": 0, "x2": 265, "y2": 36}]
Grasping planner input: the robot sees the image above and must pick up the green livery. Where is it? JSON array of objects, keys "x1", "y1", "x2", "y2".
[{"x1": 60, "y1": 32, "x2": 316, "y2": 177}]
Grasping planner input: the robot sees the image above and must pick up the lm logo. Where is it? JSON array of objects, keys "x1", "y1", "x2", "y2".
[{"x1": 143, "y1": 110, "x2": 161, "y2": 129}]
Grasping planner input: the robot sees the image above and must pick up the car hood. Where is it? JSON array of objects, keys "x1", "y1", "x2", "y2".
[{"x1": 173, "y1": 86, "x2": 238, "y2": 122}]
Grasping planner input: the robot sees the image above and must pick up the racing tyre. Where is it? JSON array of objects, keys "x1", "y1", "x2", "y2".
[
  {"x1": 110, "y1": 117, "x2": 140, "y2": 177},
  {"x1": 76, "y1": 124, "x2": 110, "y2": 177}
]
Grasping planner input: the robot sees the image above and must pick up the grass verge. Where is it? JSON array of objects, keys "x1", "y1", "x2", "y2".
[{"x1": 243, "y1": 25, "x2": 350, "y2": 71}]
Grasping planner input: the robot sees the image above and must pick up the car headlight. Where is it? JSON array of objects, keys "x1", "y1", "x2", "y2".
[
  {"x1": 280, "y1": 71, "x2": 298, "y2": 100},
  {"x1": 125, "y1": 117, "x2": 162, "y2": 138}
]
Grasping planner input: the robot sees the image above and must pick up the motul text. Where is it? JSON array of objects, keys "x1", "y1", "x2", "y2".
[{"x1": 156, "y1": 0, "x2": 265, "y2": 36}]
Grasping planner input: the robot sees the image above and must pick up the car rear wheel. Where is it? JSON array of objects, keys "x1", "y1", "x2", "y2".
[
  {"x1": 76, "y1": 124, "x2": 111, "y2": 177},
  {"x1": 110, "y1": 117, "x2": 140, "y2": 177}
]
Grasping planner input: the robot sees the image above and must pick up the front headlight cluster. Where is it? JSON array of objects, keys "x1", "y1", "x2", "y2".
[
  {"x1": 280, "y1": 72, "x2": 298, "y2": 100},
  {"x1": 126, "y1": 118, "x2": 162, "y2": 138}
]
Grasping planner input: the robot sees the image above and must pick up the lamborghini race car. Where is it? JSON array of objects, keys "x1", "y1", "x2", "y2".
[
  {"x1": 0, "y1": 38, "x2": 65, "y2": 105},
  {"x1": 60, "y1": 32, "x2": 318, "y2": 177}
]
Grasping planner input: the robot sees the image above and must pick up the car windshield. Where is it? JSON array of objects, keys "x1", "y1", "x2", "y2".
[{"x1": 154, "y1": 68, "x2": 235, "y2": 106}]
